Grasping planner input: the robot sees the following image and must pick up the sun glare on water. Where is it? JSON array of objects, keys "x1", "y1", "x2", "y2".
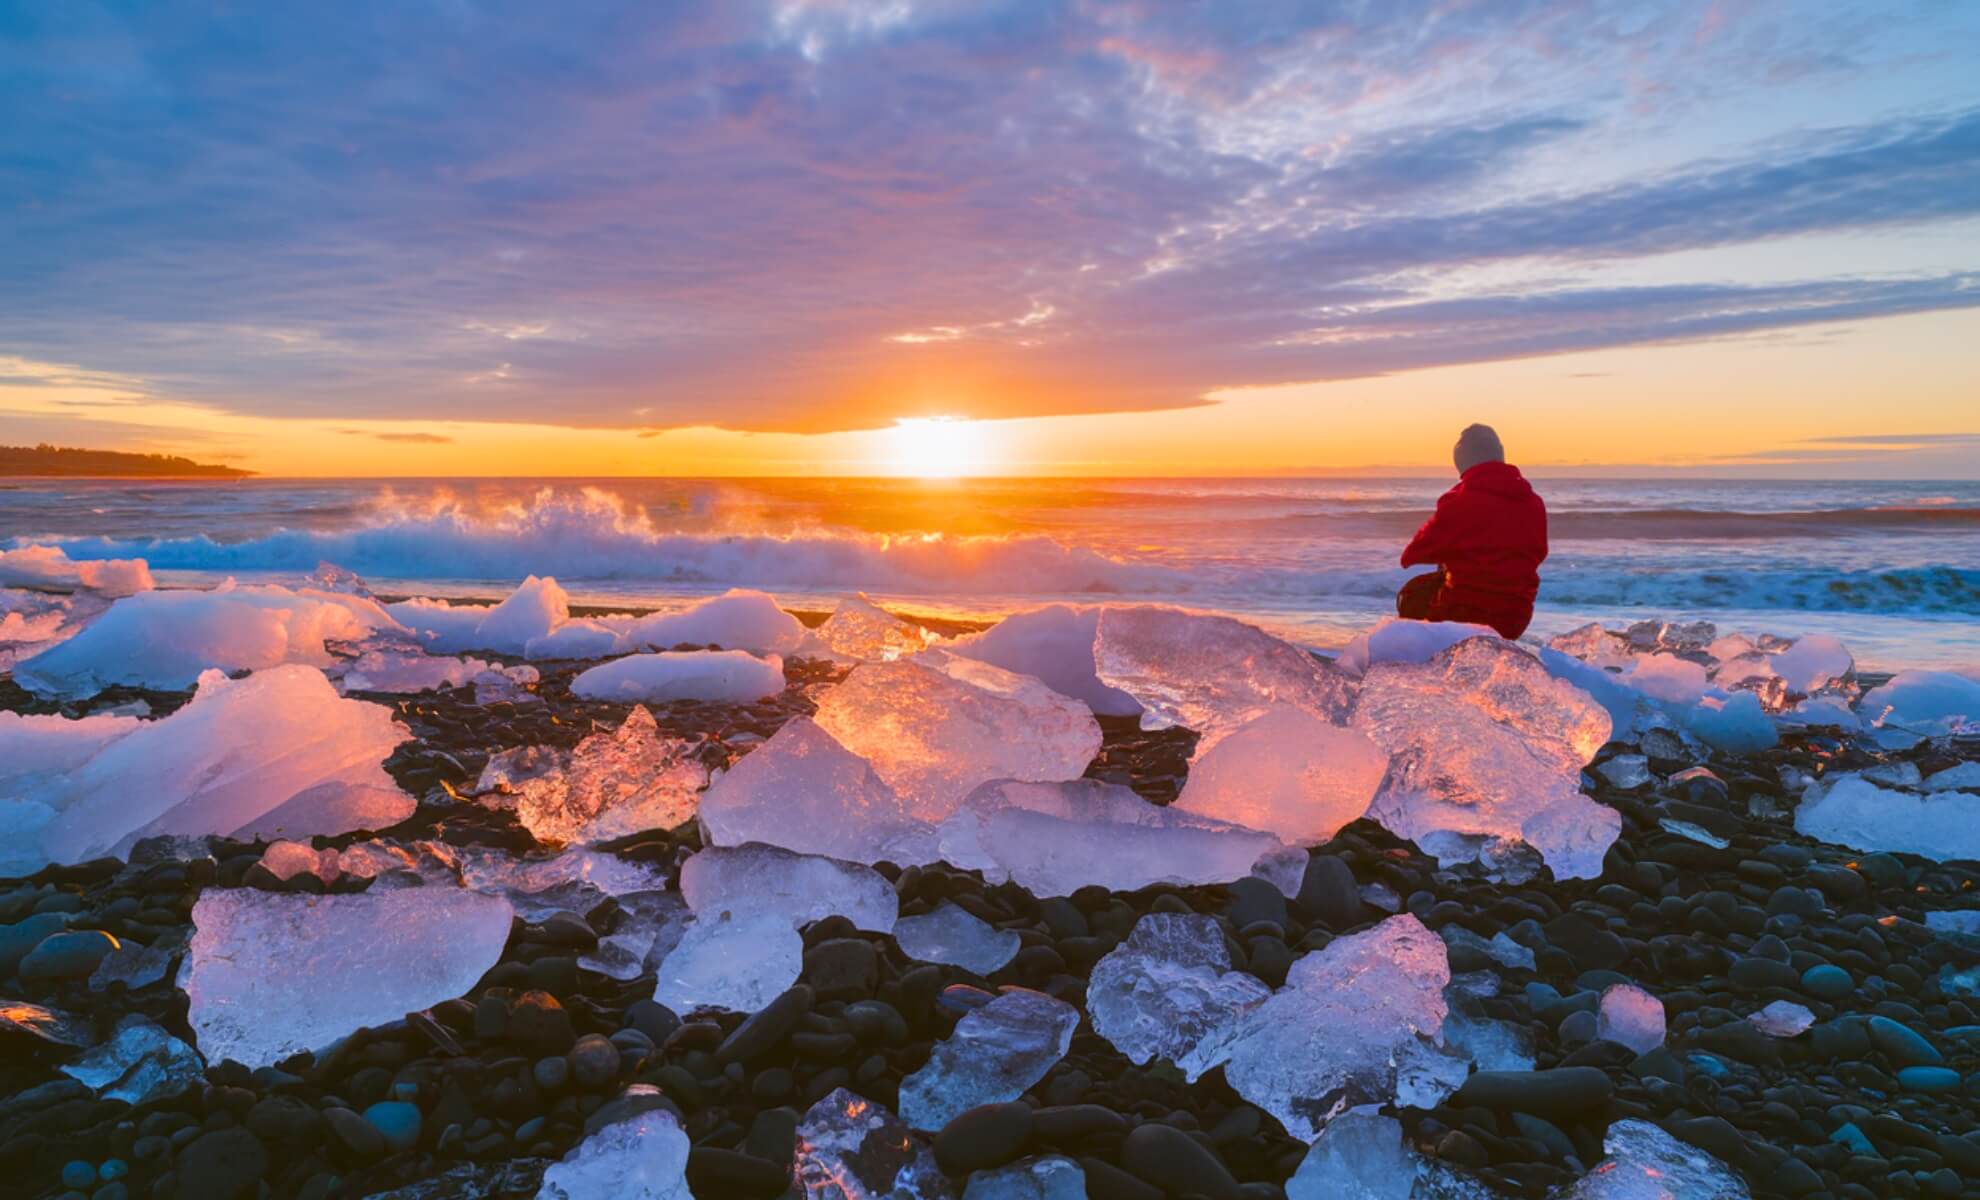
[{"x1": 884, "y1": 416, "x2": 988, "y2": 477}]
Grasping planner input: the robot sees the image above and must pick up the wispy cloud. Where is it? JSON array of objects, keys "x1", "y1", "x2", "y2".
[{"x1": 0, "y1": 1, "x2": 1976, "y2": 434}]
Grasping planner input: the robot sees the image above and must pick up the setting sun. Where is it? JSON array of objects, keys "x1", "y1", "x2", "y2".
[{"x1": 884, "y1": 416, "x2": 989, "y2": 477}]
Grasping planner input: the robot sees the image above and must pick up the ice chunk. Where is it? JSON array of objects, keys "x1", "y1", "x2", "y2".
[
  {"x1": 1087, "y1": 913, "x2": 1270, "y2": 1073},
  {"x1": 469, "y1": 575, "x2": 570, "y2": 655},
  {"x1": 536, "y1": 1099, "x2": 692, "y2": 1200},
  {"x1": 0, "y1": 544, "x2": 152, "y2": 596},
  {"x1": 89, "y1": 941, "x2": 176, "y2": 992},
  {"x1": 1682, "y1": 692, "x2": 1777, "y2": 754},
  {"x1": 340, "y1": 648, "x2": 493, "y2": 693},
  {"x1": 258, "y1": 839, "x2": 342, "y2": 882},
  {"x1": 1596, "y1": 754, "x2": 1651, "y2": 790},
  {"x1": 1793, "y1": 773, "x2": 1980, "y2": 862},
  {"x1": 1924, "y1": 910, "x2": 1980, "y2": 939},
  {"x1": 893, "y1": 902, "x2": 1021, "y2": 975},
  {"x1": 679, "y1": 843, "x2": 897, "y2": 933},
  {"x1": 653, "y1": 910, "x2": 801, "y2": 1015},
  {"x1": 898, "y1": 988, "x2": 1080, "y2": 1130},
  {"x1": 1444, "y1": 1012, "x2": 1536, "y2": 1072},
  {"x1": 963, "y1": 1157, "x2": 1084, "y2": 1200},
  {"x1": 1251, "y1": 844, "x2": 1311, "y2": 899},
  {"x1": 1173, "y1": 706, "x2": 1387, "y2": 844},
  {"x1": 1924, "y1": 762, "x2": 1980, "y2": 793},
  {"x1": 698, "y1": 717, "x2": 936, "y2": 865},
  {"x1": 813, "y1": 650, "x2": 1101, "y2": 819},
  {"x1": 793, "y1": 1088, "x2": 953, "y2": 1200},
  {"x1": 1094, "y1": 605, "x2": 1357, "y2": 752},
  {"x1": 525, "y1": 619, "x2": 625, "y2": 661},
  {"x1": 1337, "y1": 618, "x2": 1500, "y2": 678},
  {"x1": 798, "y1": 594, "x2": 938, "y2": 663},
  {"x1": 184, "y1": 886, "x2": 513, "y2": 1067},
  {"x1": 941, "y1": 778, "x2": 1285, "y2": 897},
  {"x1": 232, "y1": 781, "x2": 415, "y2": 843},
  {"x1": 1596, "y1": 984, "x2": 1665, "y2": 1053},
  {"x1": 580, "y1": 890, "x2": 691, "y2": 981},
  {"x1": 59, "y1": 1015, "x2": 204, "y2": 1105},
  {"x1": 304, "y1": 561, "x2": 372, "y2": 596},
  {"x1": 1548, "y1": 623, "x2": 1636, "y2": 670},
  {"x1": 1770, "y1": 635, "x2": 1853, "y2": 695},
  {"x1": 437, "y1": 845, "x2": 672, "y2": 920},
  {"x1": 1537, "y1": 646, "x2": 1649, "y2": 740},
  {"x1": 1749, "y1": 1000, "x2": 1814, "y2": 1038},
  {"x1": 1625, "y1": 655, "x2": 1708, "y2": 705},
  {"x1": 492, "y1": 707, "x2": 707, "y2": 845},
  {"x1": 15, "y1": 583, "x2": 403, "y2": 697},
  {"x1": 31, "y1": 666, "x2": 411, "y2": 870},
  {"x1": 1858, "y1": 670, "x2": 1980, "y2": 748},
  {"x1": 624, "y1": 588, "x2": 804, "y2": 655},
  {"x1": 0, "y1": 711, "x2": 143, "y2": 798},
  {"x1": 1286, "y1": 1110, "x2": 1418, "y2": 1200},
  {"x1": 1439, "y1": 926, "x2": 1535, "y2": 971},
  {"x1": 948, "y1": 604, "x2": 1141, "y2": 716},
  {"x1": 1183, "y1": 915, "x2": 1461, "y2": 1142},
  {"x1": 570, "y1": 650, "x2": 785, "y2": 704},
  {"x1": 1554, "y1": 1118, "x2": 1748, "y2": 1199},
  {"x1": 1353, "y1": 640, "x2": 1618, "y2": 880}
]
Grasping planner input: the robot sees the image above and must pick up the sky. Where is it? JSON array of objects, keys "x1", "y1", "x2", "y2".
[{"x1": 2, "y1": 0, "x2": 1978, "y2": 477}]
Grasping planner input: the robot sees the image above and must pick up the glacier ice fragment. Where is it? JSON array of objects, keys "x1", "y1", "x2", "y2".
[
  {"x1": 1094, "y1": 605, "x2": 1357, "y2": 752},
  {"x1": 536, "y1": 1097, "x2": 692, "y2": 1200},
  {"x1": 654, "y1": 910, "x2": 801, "y2": 1015},
  {"x1": 0, "y1": 544, "x2": 152, "y2": 596},
  {"x1": 679, "y1": 842, "x2": 897, "y2": 933},
  {"x1": 893, "y1": 902, "x2": 1021, "y2": 975},
  {"x1": 797, "y1": 594, "x2": 938, "y2": 663},
  {"x1": 962, "y1": 1156, "x2": 1085, "y2": 1200},
  {"x1": 623, "y1": 588, "x2": 804, "y2": 655},
  {"x1": 1173, "y1": 706, "x2": 1387, "y2": 844},
  {"x1": 793, "y1": 1088, "x2": 953, "y2": 1200},
  {"x1": 812, "y1": 650, "x2": 1101, "y2": 819},
  {"x1": 59, "y1": 1015, "x2": 204, "y2": 1105},
  {"x1": 698, "y1": 717, "x2": 936, "y2": 865},
  {"x1": 1793, "y1": 773, "x2": 1980, "y2": 862},
  {"x1": 898, "y1": 989, "x2": 1079, "y2": 1131},
  {"x1": 948, "y1": 604, "x2": 1141, "y2": 715},
  {"x1": 1858, "y1": 670, "x2": 1980, "y2": 748},
  {"x1": 570, "y1": 650, "x2": 784, "y2": 704},
  {"x1": 1596, "y1": 984, "x2": 1665, "y2": 1054},
  {"x1": 184, "y1": 886, "x2": 513, "y2": 1067},
  {"x1": 1749, "y1": 1000, "x2": 1814, "y2": 1038},
  {"x1": 1553, "y1": 1118, "x2": 1748, "y2": 1198},
  {"x1": 1087, "y1": 913, "x2": 1270, "y2": 1074},
  {"x1": 492, "y1": 706, "x2": 707, "y2": 845}
]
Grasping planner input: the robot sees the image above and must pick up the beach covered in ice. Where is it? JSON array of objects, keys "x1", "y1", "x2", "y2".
[{"x1": 2, "y1": 548, "x2": 1977, "y2": 1199}]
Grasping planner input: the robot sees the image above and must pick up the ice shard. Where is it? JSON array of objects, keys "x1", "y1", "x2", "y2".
[
  {"x1": 812, "y1": 650, "x2": 1101, "y2": 819},
  {"x1": 33, "y1": 666, "x2": 413, "y2": 870},
  {"x1": 1336, "y1": 618, "x2": 1501, "y2": 679},
  {"x1": 1184, "y1": 915, "x2": 1464, "y2": 1142},
  {"x1": 15, "y1": 583, "x2": 403, "y2": 697},
  {"x1": 697, "y1": 717, "x2": 937, "y2": 865},
  {"x1": 898, "y1": 988, "x2": 1080, "y2": 1131},
  {"x1": 1554, "y1": 1118, "x2": 1749, "y2": 1199},
  {"x1": 893, "y1": 902, "x2": 1021, "y2": 975},
  {"x1": 489, "y1": 707, "x2": 708, "y2": 845},
  {"x1": 793, "y1": 1088, "x2": 953, "y2": 1200},
  {"x1": 623, "y1": 588, "x2": 805, "y2": 656},
  {"x1": 940, "y1": 778, "x2": 1285, "y2": 897},
  {"x1": 1093, "y1": 604, "x2": 1357, "y2": 752},
  {"x1": 1858, "y1": 670, "x2": 1980, "y2": 748},
  {"x1": 536, "y1": 1098, "x2": 692, "y2": 1200},
  {"x1": 1596, "y1": 984, "x2": 1665, "y2": 1054},
  {"x1": 1286, "y1": 1111, "x2": 1419, "y2": 1200},
  {"x1": 0, "y1": 544, "x2": 153, "y2": 596},
  {"x1": 570, "y1": 650, "x2": 785, "y2": 704},
  {"x1": 653, "y1": 910, "x2": 801, "y2": 1015},
  {"x1": 962, "y1": 1157, "x2": 1085, "y2": 1200},
  {"x1": 1173, "y1": 706, "x2": 1388, "y2": 844},
  {"x1": 1352, "y1": 639, "x2": 1617, "y2": 880},
  {"x1": 1749, "y1": 1000, "x2": 1814, "y2": 1038},
  {"x1": 948, "y1": 604, "x2": 1142, "y2": 716},
  {"x1": 1793, "y1": 772, "x2": 1980, "y2": 862},
  {"x1": 339, "y1": 648, "x2": 494, "y2": 693},
  {"x1": 1087, "y1": 913, "x2": 1270, "y2": 1074},
  {"x1": 798, "y1": 594, "x2": 938, "y2": 663},
  {"x1": 679, "y1": 843, "x2": 897, "y2": 933},
  {"x1": 579, "y1": 890, "x2": 691, "y2": 981},
  {"x1": 184, "y1": 886, "x2": 513, "y2": 1067},
  {"x1": 59, "y1": 1015, "x2": 204, "y2": 1106}
]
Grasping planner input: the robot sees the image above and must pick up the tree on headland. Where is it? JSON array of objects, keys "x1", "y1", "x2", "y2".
[{"x1": 0, "y1": 443, "x2": 253, "y2": 478}]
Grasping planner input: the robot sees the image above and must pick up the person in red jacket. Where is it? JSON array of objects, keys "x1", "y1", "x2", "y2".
[{"x1": 1397, "y1": 424, "x2": 1548, "y2": 639}]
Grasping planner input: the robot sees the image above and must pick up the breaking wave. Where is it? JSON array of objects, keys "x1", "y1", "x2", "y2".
[{"x1": 20, "y1": 486, "x2": 1980, "y2": 616}]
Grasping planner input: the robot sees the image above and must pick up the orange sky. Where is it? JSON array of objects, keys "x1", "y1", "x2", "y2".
[{"x1": 5, "y1": 309, "x2": 1977, "y2": 478}]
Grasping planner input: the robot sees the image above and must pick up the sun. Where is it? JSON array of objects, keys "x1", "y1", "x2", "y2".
[{"x1": 884, "y1": 416, "x2": 986, "y2": 477}]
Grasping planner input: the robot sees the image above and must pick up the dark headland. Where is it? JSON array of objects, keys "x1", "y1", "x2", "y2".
[{"x1": 0, "y1": 444, "x2": 252, "y2": 479}]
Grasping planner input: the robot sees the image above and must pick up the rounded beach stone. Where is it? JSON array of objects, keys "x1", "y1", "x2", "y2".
[
  {"x1": 362, "y1": 1101, "x2": 422, "y2": 1153},
  {"x1": 1120, "y1": 1123, "x2": 1241, "y2": 1200},
  {"x1": 175, "y1": 1128, "x2": 269, "y2": 1200},
  {"x1": 1800, "y1": 963, "x2": 1852, "y2": 999},
  {"x1": 568, "y1": 1034, "x2": 620, "y2": 1089},
  {"x1": 934, "y1": 1102, "x2": 1034, "y2": 1174},
  {"x1": 19, "y1": 930, "x2": 119, "y2": 981}
]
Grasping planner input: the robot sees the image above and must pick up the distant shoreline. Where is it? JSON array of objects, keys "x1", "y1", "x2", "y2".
[{"x1": 0, "y1": 444, "x2": 252, "y2": 479}]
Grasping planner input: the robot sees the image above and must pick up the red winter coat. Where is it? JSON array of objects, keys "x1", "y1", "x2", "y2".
[{"x1": 1400, "y1": 461, "x2": 1548, "y2": 639}]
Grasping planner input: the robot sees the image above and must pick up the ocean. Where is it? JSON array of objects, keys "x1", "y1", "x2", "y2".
[{"x1": 5, "y1": 475, "x2": 1977, "y2": 672}]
